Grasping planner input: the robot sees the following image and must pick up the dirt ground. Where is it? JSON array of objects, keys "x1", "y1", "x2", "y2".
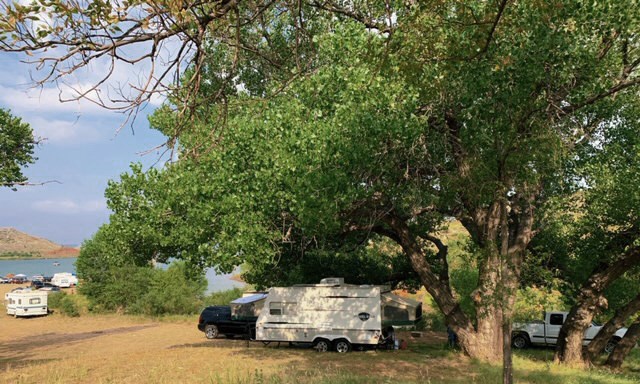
[{"x1": 0, "y1": 284, "x2": 457, "y2": 384}]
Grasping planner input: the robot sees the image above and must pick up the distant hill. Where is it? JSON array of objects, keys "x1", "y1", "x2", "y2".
[{"x1": 0, "y1": 227, "x2": 79, "y2": 259}]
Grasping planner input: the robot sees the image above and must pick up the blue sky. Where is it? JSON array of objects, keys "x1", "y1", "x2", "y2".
[{"x1": 0, "y1": 53, "x2": 168, "y2": 246}]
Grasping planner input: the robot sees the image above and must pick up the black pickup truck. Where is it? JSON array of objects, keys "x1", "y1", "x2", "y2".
[{"x1": 197, "y1": 305, "x2": 256, "y2": 339}]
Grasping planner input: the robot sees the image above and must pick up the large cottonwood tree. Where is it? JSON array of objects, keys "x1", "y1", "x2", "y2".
[{"x1": 6, "y1": 2, "x2": 640, "y2": 376}]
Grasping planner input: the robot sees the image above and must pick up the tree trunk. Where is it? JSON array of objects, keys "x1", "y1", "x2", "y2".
[
  {"x1": 386, "y1": 214, "x2": 506, "y2": 361},
  {"x1": 503, "y1": 316, "x2": 513, "y2": 384},
  {"x1": 555, "y1": 247, "x2": 640, "y2": 365},
  {"x1": 554, "y1": 304, "x2": 600, "y2": 365},
  {"x1": 605, "y1": 320, "x2": 640, "y2": 369},
  {"x1": 586, "y1": 293, "x2": 640, "y2": 361}
]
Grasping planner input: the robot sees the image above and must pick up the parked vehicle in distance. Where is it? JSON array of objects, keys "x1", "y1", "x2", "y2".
[
  {"x1": 51, "y1": 272, "x2": 78, "y2": 288},
  {"x1": 197, "y1": 305, "x2": 256, "y2": 339},
  {"x1": 512, "y1": 311, "x2": 627, "y2": 353},
  {"x1": 0, "y1": 277, "x2": 9, "y2": 284},
  {"x1": 37, "y1": 283, "x2": 60, "y2": 292},
  {"x1": 4, "y1": 289, "x2": 48, "y2": 317},
  {"x1": 30, "y1": 280, "x2": 45, "y2": 289},
  {"x1": 9, "y1": 276, "x2": 27, "y2": 284}
]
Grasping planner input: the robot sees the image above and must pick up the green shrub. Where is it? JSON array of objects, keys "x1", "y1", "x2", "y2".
[
  {"x1": 79, "y1": 261, "x2": 207, "y2": 316},
  {"x1": 204, "y1": 287, "x2": 245, "y2": 306},
  {"x1": 48, "y1": 292, "x2": 80, "y2": 317},
  {"x1": 513, "y1": 286, "x2": 566, "y2": 322}
]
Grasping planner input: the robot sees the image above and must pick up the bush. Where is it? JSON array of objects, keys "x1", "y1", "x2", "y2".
[
  {"x1": 48, "y1": 292, "x2": 80, "y2": 317},
  {"x1": 79, "y1": 261, "x2": 207, "y2": 316},
  {"x1": 513, "y1": 286, "x2": 566, "y2": 322},
  {"x1": 129, "y1": 262, "x2": 208, "y2": 316},
  {"x1": 204, "y1": 287, "x2": 245, "y2": 306}
]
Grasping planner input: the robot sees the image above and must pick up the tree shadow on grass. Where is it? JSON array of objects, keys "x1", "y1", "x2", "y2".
[
  {"x1": 0, "y1": 324, "x2": 157, "y2": 370},
  {"x1": 472, "y1": 356, "x2": 640, "y2": 384},
  {"x1": 0, "y1": 357, "x2": 57, "y2": 371},
  {"x1": 171, "y1": 338, "x2": 471, "y2": 383}
]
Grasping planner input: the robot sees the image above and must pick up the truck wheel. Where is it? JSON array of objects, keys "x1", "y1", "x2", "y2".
[
  {"x1": 205, "y1": 324, "x2": 219, "y2": 339},
  {"x1": 314, "y1": 338, "x2": 330, "y2": 352},
  {"x1": 604, "y1": 339, "x2": 619, "y2": 354},
  {"x1": 334, "y1": 339, "x2": 351, "y2": 354},
  {"x1": 512, "y1": 334, "x2": 529, "y2": 349}
]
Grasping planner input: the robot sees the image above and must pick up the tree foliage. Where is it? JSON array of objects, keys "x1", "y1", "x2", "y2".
[
  {"x1": 19, "y1": 0, "x2": 640, "y2": 370},
  {"x1": 77, "y1": 226, "x2": 208, "y2": 315},
  {"x1": 0, "y1": 108, "x2": 36, "y2": 189}
]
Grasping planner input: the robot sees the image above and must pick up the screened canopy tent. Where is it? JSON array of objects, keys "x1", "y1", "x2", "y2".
[{"x1": 381, "y1": 292, "x2": 423, "y2": 326}]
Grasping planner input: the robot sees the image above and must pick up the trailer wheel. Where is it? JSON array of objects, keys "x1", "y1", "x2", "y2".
[
  {"x1": 314, "y1": 338, "x2": 330, "y2": 352},
  {"x1": 334, "y1": 339, "x2": 351, "y2": 354},
  {"x1": 204, "y1": 324, "x2": 219, "y2": 339}
]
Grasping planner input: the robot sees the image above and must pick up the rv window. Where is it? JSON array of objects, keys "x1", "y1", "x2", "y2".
[
  {"x1": 30, "y1": 298, "x2": 41, "y2": 305},
  {"x1": 270, "y1": 302, "x2": 282, "y2": 315},
  {"x1": 18, "y1": 299, "x2": 22, "y2": 305}
]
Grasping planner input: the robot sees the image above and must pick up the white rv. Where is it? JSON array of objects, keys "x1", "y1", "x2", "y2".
[
  {"x1": 51, "y1": 272, "x2": 78, "y2": 288},
  {"x1": 5, "y1": 289, "x2": 48, "y2": 317},
  {"x1": 255, "y1": 278, "x2": 422, "y2": 352}
]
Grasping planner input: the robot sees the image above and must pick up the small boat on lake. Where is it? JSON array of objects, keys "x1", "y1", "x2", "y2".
[{"x1": 52, "y1": 262, "x2": 60, "y2": 266}]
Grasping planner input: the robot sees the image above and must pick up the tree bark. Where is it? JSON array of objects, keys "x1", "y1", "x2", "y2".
[
  {"x1": 385, "y1": 213, "x2": 507, "y2": 361},
  {"x1": 605, "y1": 320, "x2": 640, "y2": 369},
  {"x1": 586, "y1": 293, "x2": 640, "y2": 361},
  {"x1": 555, "y1": 247, "x2": 640, "y2": 365}
]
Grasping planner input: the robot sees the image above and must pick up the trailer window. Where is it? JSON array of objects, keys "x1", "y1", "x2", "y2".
[
  {"x1": 18, "y1": 299, "x2": 22, "y2": 305},
  {"x1": 270, "y1": 302, "x2": 297, "y2": 315},
  {"x1": 29, "y1": 298, "x2": 41, "y2": 305},
  {"x1": 270, "y1": 302, "x2": 282, "y2": 315}
]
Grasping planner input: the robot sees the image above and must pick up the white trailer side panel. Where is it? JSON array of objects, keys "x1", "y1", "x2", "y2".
[
  {"x1": 256, "y1": 286, "x2": 383, "y2": 345},
  {"x1": 5, "y1": 291, "x2": 48, "y2": 317}
]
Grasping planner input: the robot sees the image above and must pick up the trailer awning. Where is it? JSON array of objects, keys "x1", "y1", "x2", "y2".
[{"x1": 231, "y1": 293, "x2": 268, "y2": 304}]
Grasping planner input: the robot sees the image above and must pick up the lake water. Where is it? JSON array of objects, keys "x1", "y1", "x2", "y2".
[{"x1": 0, "y1": 258, "x2": 245, "y2": 293}]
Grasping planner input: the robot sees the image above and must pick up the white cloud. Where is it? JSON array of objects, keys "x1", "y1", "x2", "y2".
[
  {"x1": 32, "y1": 199, "x2": 108, "y2": 215},
  {"x1": 27, "y1": 116, "x2": 102, "y2": 144},
  {"x1": 0, "y1": 84, "x2": 110, "y2": 116}
]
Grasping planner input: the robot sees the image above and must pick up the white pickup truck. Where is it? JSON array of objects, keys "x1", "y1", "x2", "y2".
[{"x1": 512, "y1": 311, "x2": 627, "y2": 353}]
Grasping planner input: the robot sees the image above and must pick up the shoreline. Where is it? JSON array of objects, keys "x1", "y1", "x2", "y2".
[{"x1": 0, "y1": 252, "x2": 79, "y2": 261}]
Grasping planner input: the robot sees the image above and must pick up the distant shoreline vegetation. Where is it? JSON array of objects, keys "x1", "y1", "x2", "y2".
[
  {"x1": 0, "y1": 251, "x2": 77, "y2": 260},
  {"x1": 0, "y1": 251, "x2": 39, "y2": 260}
]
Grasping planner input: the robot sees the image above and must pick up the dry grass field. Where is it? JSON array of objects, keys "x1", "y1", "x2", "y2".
[{"x1": 2, "y1": 284, "x2": 640, "y2": 384}]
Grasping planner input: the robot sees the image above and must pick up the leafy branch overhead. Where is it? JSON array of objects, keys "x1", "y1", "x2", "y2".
[{"x1": 16, "y1": 0, "x2": 640, "y2": 371}]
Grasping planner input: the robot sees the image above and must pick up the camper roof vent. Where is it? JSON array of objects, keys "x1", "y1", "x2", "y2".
[{"x1": 319, "y1": 277, "x2": 344, "y2": 285}]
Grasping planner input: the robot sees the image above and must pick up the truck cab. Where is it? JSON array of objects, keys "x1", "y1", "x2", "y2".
[{"x1": 513, "y1": 311, "x2": 626, "y2": 353}]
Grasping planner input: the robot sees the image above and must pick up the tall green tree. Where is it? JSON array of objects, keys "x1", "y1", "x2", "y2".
[
  {"x1": 552, "y1": 101, "x2": 640, "y2": 365},
  {"x1": 0, "y1": 108, "x2": 36, "y2": 189},
  {"x1": 7, "y1": 3, "x2": 640, "y2": 376}
]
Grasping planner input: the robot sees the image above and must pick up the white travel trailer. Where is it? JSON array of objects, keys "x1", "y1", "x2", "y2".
[
  {"x1": 255, "y1": 278, "x2": 422, "y2": 352},
  {"x1": 5, "y1": 289, "x2": 48, "y2": 317},
  {"x1": 51, "y1": 272, "x2": 78, "y2": 288}
]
